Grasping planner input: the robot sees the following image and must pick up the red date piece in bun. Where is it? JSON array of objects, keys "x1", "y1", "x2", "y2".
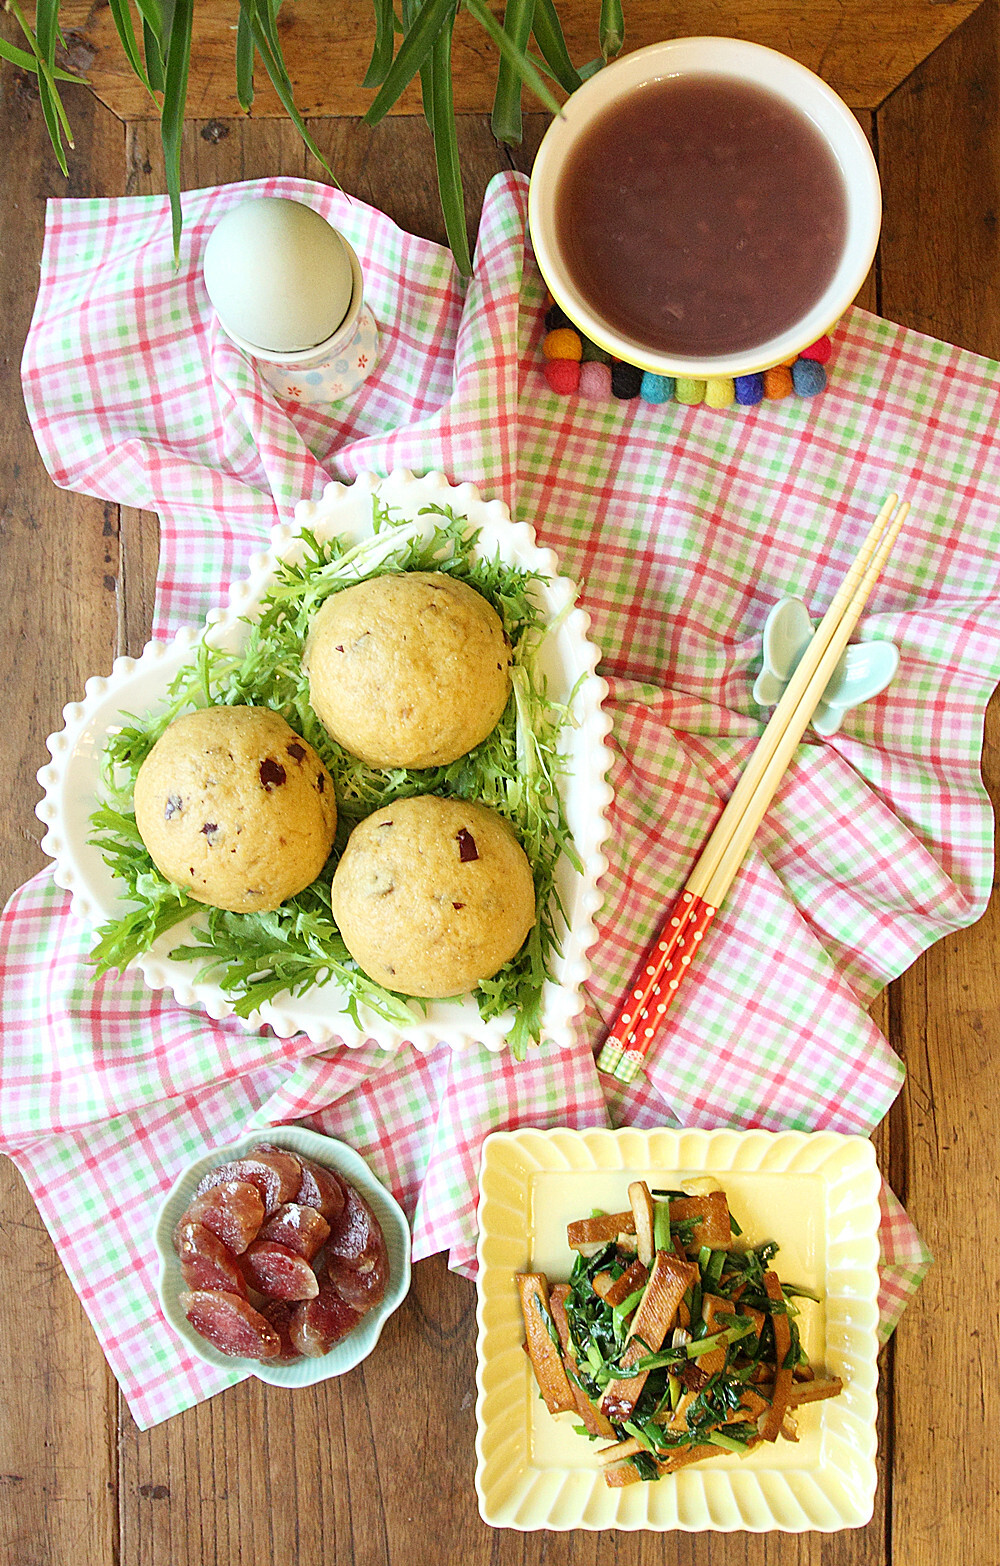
[
  {"x1": 181, "y1": 1290, "x2": 281, "y2": 1360},
  {"x1": 174, "y1": 1221, "x2": 247, "y2": 1298},
  {"x1": 259, "y1": 1202, "x2": 330, "y2": 1262},
  {"x1": 194, "y1": 1148, "x2": 302, "y2": 1215},
  {"x1": 178, "y1": 1180, "x2": 264, "y2": 1254},
  {"x1": 241, "y1": 1241, "x2": 320, "y2": 1302}
]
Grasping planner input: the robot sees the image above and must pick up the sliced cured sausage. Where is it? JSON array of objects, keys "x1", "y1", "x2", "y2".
[
  {"x1": 294, "y1": 1154, "x2": 345, "y2": 1221},
  {"x1": 180, "y1": 1290, "x2": 281, "y2": 1359},
  {"x1": 322, "y1": 1238, "x2": 389, "y2": 1315},
  {"x1": 289, "y1": 1281, "x2": 361, "y2": 1357},
  {"x1": 194, "y1": 1148, "x2": 303, "y2": 1215},
  {"x1": 174, "y1": 1220, "x2": 247, "y2": 1298},
  {"x1": 325, "y1": 1184, "x2": 383, "y2": 1270},
  {"x1": 241, "y1": 1241, "x2": 320, "y2": 1301},
  {"x1": 258, "y1": 1202, "x2": 330, "y2": 1262},
  {"x1": 178, "y1": 1180, "x2": 264, "y2": 1254}
]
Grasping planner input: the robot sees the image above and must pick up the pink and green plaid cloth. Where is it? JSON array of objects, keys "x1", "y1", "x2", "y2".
[{"x1": 13, "y1": 169, "x2": 997, "y2": 1425}]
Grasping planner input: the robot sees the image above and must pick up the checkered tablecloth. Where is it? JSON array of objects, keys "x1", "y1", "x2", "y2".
[{"x1": 9, "y1": 169, "x2": 993, "y2": 1426}]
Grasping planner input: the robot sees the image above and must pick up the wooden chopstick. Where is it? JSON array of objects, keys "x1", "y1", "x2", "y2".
[{"x1": 596, "y1": 495, "x2": 909, "y2": 1084}]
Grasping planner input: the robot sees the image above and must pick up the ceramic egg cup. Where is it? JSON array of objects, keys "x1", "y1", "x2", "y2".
[{"x1": 754, "y1": 596, "x2": 899, "y2": 735}]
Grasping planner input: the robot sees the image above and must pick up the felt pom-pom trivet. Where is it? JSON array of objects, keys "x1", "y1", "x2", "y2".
[
  {"x1": 640, "y1": 371, "x2": 675, "y2": 404},
  {"x1": 611, "y1": 362, "x2": 643, "y2": 399},
  {"x1": 543, "y1": 328, "x2": 582, "y2": 361},
  {"x1": 734, "y1": 373, "x2": 765, "y2": 406},
  {"x1": 579, "y1": 361, "x2": 613, "y2": 399},
  {"x1": 675, "y1": 376, "x2": 706, "y2": 405},
  {"x1": 705, "y1": 377, "x2": 735, "y2": 408},
  {"x1": 763, "y1": 365, "x2": 794, "y2": 399},
  {"x1": 792, "y1": 357, "x2": 827, "y2": 396},
  {"x1": 543, "y1": 358, "x2": 580, "y2": 393},
  {"x1": 800, "y1": 334, "x2": 832, "y2": 363},
  {"x1": 544, "y1": 302, "x2": 572, "y2": 331}
]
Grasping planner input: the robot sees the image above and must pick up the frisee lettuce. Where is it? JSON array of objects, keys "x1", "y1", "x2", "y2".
[{"x1": 88, "y1": 496, "x2": 581, "y2": 1058}]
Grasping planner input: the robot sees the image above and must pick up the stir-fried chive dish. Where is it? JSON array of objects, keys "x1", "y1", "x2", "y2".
[
  {"x1": 517, "y1": 1182, "x2": 842, "y2": 1486},
  {"x1": 88, "y1": 496, "x2": 580, "y2": 1058}
]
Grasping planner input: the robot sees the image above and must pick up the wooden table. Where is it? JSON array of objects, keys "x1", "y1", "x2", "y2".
[{"x1": 2, "y1": 3, "x2": 999, "y2": 1562}]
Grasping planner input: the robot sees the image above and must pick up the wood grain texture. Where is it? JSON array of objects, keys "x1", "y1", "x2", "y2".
[
  {"x1": 0, "y1": 36, "x2": 123, "y2": 1566},
  {"x1": 49, "y1": 0, "x2": 981, "y2": 122},
  {"x1": 878, "y1": 7, "x2": 1000, "y2": 1562}
]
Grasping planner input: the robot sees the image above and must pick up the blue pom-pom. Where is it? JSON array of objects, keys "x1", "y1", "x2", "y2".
[
  {"x1": 734, "y1": 373, "x2": 765, "y2": 406},
  {"x1": 792, "y1": 357, "x2": 827, "y2": 397},
  {"x1": 640, "y1": 371, "x2": 675, "y2": 404}
]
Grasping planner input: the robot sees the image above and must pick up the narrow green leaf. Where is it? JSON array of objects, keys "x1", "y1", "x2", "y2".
[
  {"x1": 0, "y1": 35, "x2": 83, "y2": 82},
  {"x1": 463, "y1": 0, "x2": 560, "y2": 116},
  {"x1": 363, "y1": 0, "x2": 397, "y2": 87},
  {"x1": 491, "y1": 0, "x2": 535, "y2": 146},
  {"x1": 6, "y1": 0, "x2": 73, "y2": 170},
  {"x1": 107, "y1": 0, "x2": 155, "y2": 93},
  {"x1": 246, "y1": 2, "x2": 337, "y2": 180},
  {"x1": 599, "y1": 0, "x2": 624, "y2": 62},
  {"x1": 159, "y1": 0, "x2": 194, "y2": 262},
  {"x1": 427, "y1": 9, "x2": 472, "y2": 276},
  {"x1": 235, "y1": 0, "x2": 255, "y2": 110},
  {"x1": 132, "y1": 0, "x2": 165, "y2": 38},
  {"x1": 363, "y1": 0, "x2": 456, "y2": 127},
  {"x1": 142, "y1": 18, "x2": 165, "y2": 93},
  {"x1": 529, "y1": 0, "x2": 581, "y2": 95}
]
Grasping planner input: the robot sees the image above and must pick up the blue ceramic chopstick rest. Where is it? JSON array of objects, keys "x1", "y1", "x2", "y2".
[{"x1": 753, "y1": 597, "x2": 899, "y2": 736}]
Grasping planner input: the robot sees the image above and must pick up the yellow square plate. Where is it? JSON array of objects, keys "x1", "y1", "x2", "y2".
[{"x1": 474, "y1": 1127, "x2": 881, "y2": 1531}]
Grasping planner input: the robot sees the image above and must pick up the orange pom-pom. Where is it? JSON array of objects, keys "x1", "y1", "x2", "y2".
[
  {"x1": 543, "y1": 358, "x2": 580, "y2": 394},
  {"x1": 763, "y1": 365, "x2": 794, "y2": 400},
  {"x1": 543, "y1": 328, "x2": 583, "y2": 361}
]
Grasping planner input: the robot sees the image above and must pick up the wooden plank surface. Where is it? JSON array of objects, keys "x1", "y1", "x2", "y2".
[
  {"x1": 3, "y1": 0, "x2": 1000, "y2": 1561},
  {"x1": 50, "y1": 0, "x2": 980, "y2": 120}
]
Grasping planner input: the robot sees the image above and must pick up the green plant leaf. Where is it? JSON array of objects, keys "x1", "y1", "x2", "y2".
[
  {"x1": 491, "y1": 0, "x2": 535, "y2": 146},
  {"x1": 463, "y1": 0, "x2": 561, "y2": 116},
  {"x1": 363, "y1": 0, "x2": 456, "y2": 127},
  {"x1": 245, "y1": 0, "x2": 337, "y2": 181},
  {"x1": 141, "y1": 18, "x2": 165, "y2": 92},
  {"x1": 159, "y1": 0, "x2": 194, "y2": 262},
  {"x1": 529, "y1": 0, "x2": 582, "y2": 95},
  {"x1": 6, "y1": 0, "x2": 73, "y2": 172},
  {"x1": 427, "y1": 10, "x2": 472, "y2": 275},
  {"x1": 0, "y1": 35, "x2": 83, "y2": 82},
  {"x1": 107, "y1": 0, "x2": 156, "y2": 94},
  {"x1": 363, "y1": 0, "x2": 397, "y2": 87},
  {"x1": 235, "y1": 0, "x2": 255, "y2": 109},
  {"x1": 599, "y1": 0, "x2": 624, "y2": 61}
]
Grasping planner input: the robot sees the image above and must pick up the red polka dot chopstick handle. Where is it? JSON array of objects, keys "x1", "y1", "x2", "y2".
[
  {"x1": 595, "y1": 891, "x2": 718, "y2": 1082},
  {"x1": 596, "y1": 493, "x2": 909, "y2": 1086}
]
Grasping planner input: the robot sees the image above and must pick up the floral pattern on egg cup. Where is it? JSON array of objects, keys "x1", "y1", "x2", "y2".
[
  {"x1": 257, "y1": 306, "x2": 381, "y2": 409},
  {"x1": 752, "y1": 596, "x2": 899, "y2": 737}
]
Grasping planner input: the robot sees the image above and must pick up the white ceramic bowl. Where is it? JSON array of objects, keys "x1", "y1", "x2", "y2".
[
  {"x1": 155, "y1": 1125, "x2": 411, "y2": 1386},
  {"x1": 528, "y1": 37, "x2": 882, "y2": 379}
]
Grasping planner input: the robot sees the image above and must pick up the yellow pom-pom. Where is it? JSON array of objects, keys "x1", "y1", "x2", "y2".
[
  {"x1": 763, "y1": 365, "x2": 794, "y2": 400},
  {"x1": 675, "y1": 376, "x2": 706, "y2": 405},
  {"x1": 543, "y1": 328, "x2": 583, "y2": 361},
  {"x1": 705, "y1": 377, "x2": 735, "y2": 408}
]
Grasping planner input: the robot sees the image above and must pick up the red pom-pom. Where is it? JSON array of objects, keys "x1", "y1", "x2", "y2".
[
  {"x1": 800, "y1": 335, "x2": 832, "y2": 364},
  {"x1": 543, "y1": 358, "x2": 580, "y2": 394}
]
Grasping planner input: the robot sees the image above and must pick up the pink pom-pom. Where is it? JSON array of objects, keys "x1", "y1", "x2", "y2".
[
  {"x1": 543, "y1": 358, "x2": 580, "y2": 394},
  {"x1": 579, "y1": 361, "x2": 612, "y2": 399},
  {"x1": 800, "y1": 335, "x2": 832, "y2": 364}
]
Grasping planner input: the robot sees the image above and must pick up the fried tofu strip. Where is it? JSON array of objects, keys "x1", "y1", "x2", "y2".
[
  {"x1": 602, "y1": 1257, "x2": 649, "y2": 1308},
  {"x1": 549, "y1": 1285, "x2": 616, "y2": 1438},
  {"x1": 600, "y1": 1251, "x2": 698, "y2": 1423},
  {"x1": 756, "y1": 1376, "x2": 843, "y2": 1409},
  {"x1": 758, "y1": 1270, "x2": 793, "y2": 1441},
  {"x1": 566, "y1": 1211, "x2": 636, "y2": 1250},
  {"x1": 516, "y1": 1273, "x2": 575, "y2": 1414},
  {"x1": 669, "y1": 1191, "x2": 732, "y2": 1252},
  {"x1": 628, "y1": 1181, "x2": 656, "y2": 1266}
]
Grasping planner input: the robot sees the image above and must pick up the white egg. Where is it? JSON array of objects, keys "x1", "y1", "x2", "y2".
[{"x1": 203, "y1": 196, "x2": 355, "y2": 354}]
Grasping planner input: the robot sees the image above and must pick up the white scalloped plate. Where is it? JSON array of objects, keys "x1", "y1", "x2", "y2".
[
  {"x1": 36, "y1": 470, "x2": 614, "y2": 1053},
  {"x1": 154, "y1": 1126, "x2": 411, "y2": 1386},
  {"x1": 475, "y1": 1128, "x2": 881, "y2": 1532}
]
